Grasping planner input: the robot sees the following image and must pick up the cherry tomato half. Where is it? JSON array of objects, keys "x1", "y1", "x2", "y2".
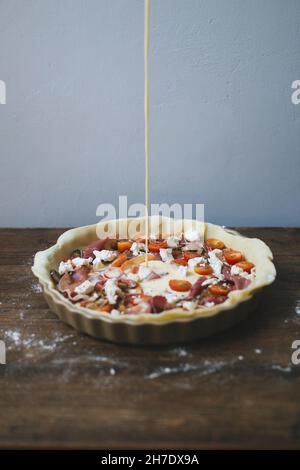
[
  {"x1": 183, "y1": 251, "x2": 201, "y2": 262},
  {"x1": 205, "y1": 238, "x2": 225, "y2": 250},
  {"x1": 169, "y1": 279, "x2": 192, "y2": 292},
  {"x1": 194, "y1": 265, "x2": 213, "y2": 275},
  {"x1": 97, "y1": 304, "x2": 112, "y2": 313},
  {"x1": 173, "y1": 258, "x2": 188, "y2": 266},
  {"x1": 236, "y1": 261, "x2": 255, "y2": 272},
  {"x1": 117, "y1": 241, "x2": 132, "y2": 252},
  {"x1": 223, "y1": 249, "x2": 244, "y2": 265},
  {"x1": 148, "y1": 240, "x2": 168, "y2": 252},
  {"x1": 208, "y1": 284, "x2": 229, "y2": 296}
]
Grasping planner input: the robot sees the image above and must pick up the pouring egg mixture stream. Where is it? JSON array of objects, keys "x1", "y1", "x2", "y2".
[{"x1": 48, "y1": 2, "x2": 257, "y2": 316}]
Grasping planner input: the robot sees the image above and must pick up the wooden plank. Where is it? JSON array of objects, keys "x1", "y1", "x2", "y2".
[{"x1": 0, "y1": 228, "x2": 300, "y2": 449}]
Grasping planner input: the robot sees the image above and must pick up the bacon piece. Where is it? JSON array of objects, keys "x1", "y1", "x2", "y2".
[
  {"x1": 232, "y1": 276, "x2": 250, "y2": 290},
  {"x1": 94, "y1": 282, "x2": 104, "y2": 293},
  {"x1": 71, "y1": 265, "x2": 90, "y2": 283},
  {"x1": 222, "y1": 265, "x2": 251, "y2": 290},
  {"x1": 83, "y1": 239, "x2": 108, "y2": 259},
  {"x1": 151, "y1": 295, "x2": 168, "y2": 313},
  {"x1": 187, "y1": 276, "x2": 207, "y2": 299},
  {"x1": 58, "y1": 273, "x2": 73, "y2": 294},
  {"x1": 144, "y1": 271, "x2": 161, "y2": 281},
  {"x1": 200, "y1": 295, "x2": 227, "y2": 306},
  {"x1": 71, "y1": 294, "x2": 90, "y2": 303},
  {"x1": 222, "y1": 265, "x2": 231, "y2": 278},
  {"x1": 83, "y1": 238, "x2": 117, "y2": 259},
  {"x1": 58, "y1": 265, "x2": 90, "y2": 297},
  {"x1": 118, "y1": 276, "x2": 138, "y2": 289}
]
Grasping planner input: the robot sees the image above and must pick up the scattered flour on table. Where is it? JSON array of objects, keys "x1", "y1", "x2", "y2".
[
  {"x1": 2, "y1": 329, "x2": 73, "y2": 352},
  {"x1": 2, "y1": 328, "x2": 127, "y2": 371},
  {"x1": 4, "y1": 330, "x2": 22, "y2": 346},
  {"x1": 254, "y1": 349, "x2": 262, "y2": 354},
  {"x1": 170, "y1": 347, "x2": 189, "y2": 357},
  {"x1": 271, "y1": 364, "x2": 292, "y2": 374},
  {"x1": 52, "y1": 355, "x2": 127, "y2": 368},
  {"x1": 145, "y1": 360, "x2": 226, "y2": 380}
]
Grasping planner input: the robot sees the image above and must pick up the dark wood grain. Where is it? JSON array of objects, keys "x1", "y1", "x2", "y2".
[{"x1": 0, "y1": 228, "x2": 300, "y2": 449}]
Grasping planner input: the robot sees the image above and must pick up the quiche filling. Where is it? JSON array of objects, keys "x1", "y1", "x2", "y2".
[{"x1": 50, "y1": 234, "x2": 256, "y2": 316}]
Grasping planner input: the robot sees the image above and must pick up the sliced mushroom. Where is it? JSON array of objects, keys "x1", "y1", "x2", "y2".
[
  {"x1": 70, "y1": 249, "x2": 82, "y2": 259},
  {"x1": 50, "y1": 270, "x2": 61, "y2": 284}
]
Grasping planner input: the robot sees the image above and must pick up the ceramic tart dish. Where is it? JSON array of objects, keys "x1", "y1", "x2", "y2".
[{"x1": 32, "y1": 216, "x2": 276, "y2": 345}]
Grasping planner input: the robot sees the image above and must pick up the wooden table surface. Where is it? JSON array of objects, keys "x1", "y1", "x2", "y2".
[{"x1": 0, "y1": 228, "x2": 300, "y2": 449}]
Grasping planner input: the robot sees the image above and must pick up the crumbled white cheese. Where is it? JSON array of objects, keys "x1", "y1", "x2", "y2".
[
  {"x1": 110, "y1": 309, "x2": 121, "y2": 318},
  {"x1": 104, "y1": 279, "x2": 119, "y2": 304},
  {"x1": 165, "y1": 292, "x2": 178, "y2": 303},
  {"x1": 231, "y1": 265, "x2": 243, "y2": 276},
  {"x1": 231, "y1": 264, "x2": 254, "y2": 280},
  {"x1": 89, "y1": 292, "x2": 100, "y2": 301},
  {"x1": 159, "y1": 248, "x2": 174, "y2": 263},
  {"x1": 72, "y1": 257, "x2": 92, "y2": 267},
  {"x1": 74, "y1": 280, "x2": 94, "y2": 295},
  {"x1": 184, "y1": 229, "x2": 200, "y2": 242},
  {"x1": 165, "y1": 291, "x2": 187, "y2": 303},
  {"x1": 187, "y1": 256, "x2": 205, "y2": 270},
  {"x1": 130, "y1": 242, "x2": 146, "y2": 256},
  {"x1": 58, "y1": 260, "x2": 74, "y2": 275},
  {"x1": 205, "y1": 301, "x2": 215, "y2": 308},
  {"x1": 240, "y1": 270, "x2": 253, "y2": 280},
  {"x1": 177, "y1": 265, "x2": 188, "y2": 278},
  {"x1": 166, "y1": 236, "x2": 180, "y2": 248},
  {"x1": 202, "y1": 277, "x2": 218, "y2": 286},
  {"x1": 249, "y1": 267, "x2": 256, "y2": 279},
  {"x1": 130, "y1": 242, "x2": 139, "y2": 256},
  {"x1": 182, "y1": 300, "x2": 197, "y2": 310},
  {"x1": 128, "y1": 288, "x2": 139, "y2": 294},
  {"x1": 149, "y1": 234, "x2": 157, "y2": 240},
  {"x1": 126, "y1": 272, "x2": 139, "y2": 282},
  {"x1": 208, "y1": 249, "x2": 224, "y2": 280},
  {"x1": 93, "y1": 250, "x2": 117, "y2": 264},
  {"x1": 138, "y1": 265, "x2": 151, "y2": 280}
]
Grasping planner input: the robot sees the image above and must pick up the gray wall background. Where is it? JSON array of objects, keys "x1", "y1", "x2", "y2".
[{"x1": 0, "y1": 0, "x2": 299, "y2": 227}]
